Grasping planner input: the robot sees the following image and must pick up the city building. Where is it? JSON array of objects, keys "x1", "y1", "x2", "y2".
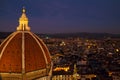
[{"x1": 0, "y1": 8, "x2": 52, "y2": 80}]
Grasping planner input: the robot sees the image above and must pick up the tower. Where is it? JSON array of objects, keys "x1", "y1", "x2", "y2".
[{"x1": 73, "y1": 64, "x2": 80, "y2": 80}]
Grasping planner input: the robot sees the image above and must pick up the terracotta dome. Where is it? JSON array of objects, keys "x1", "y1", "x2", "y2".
[{"x1": 0, "y1": 8, "x2": 52, "y2": 80}]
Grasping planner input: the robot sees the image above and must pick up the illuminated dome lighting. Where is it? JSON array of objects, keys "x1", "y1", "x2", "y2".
[{"x1": 0, "y1": 8, "x2": 52, "y2": 80}]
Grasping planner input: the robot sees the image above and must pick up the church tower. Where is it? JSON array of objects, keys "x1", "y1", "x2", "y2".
[{"x1": 73, "y1": 64, "x2": 80, "y2": 80}]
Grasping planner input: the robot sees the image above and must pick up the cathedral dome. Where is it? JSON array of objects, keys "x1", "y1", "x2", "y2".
[{"x1": 0, "y1": 8, "x2": 52, "y2": 80}]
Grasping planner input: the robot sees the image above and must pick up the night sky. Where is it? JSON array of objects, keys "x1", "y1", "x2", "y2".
[{"x1": 0, "y1": 0, "x2": 120, "y2": 34}]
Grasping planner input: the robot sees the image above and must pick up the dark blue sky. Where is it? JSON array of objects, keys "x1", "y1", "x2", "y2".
[{"x1": 0, "y1": 0, "x2": 120, "y2": 34}]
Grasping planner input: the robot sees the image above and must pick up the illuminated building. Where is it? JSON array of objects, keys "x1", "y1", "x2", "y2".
[
  {"x1": 73, "y1": 64, "x2": 80, "y2": 80},
  {"x1": 0, "y1": 8, "x2": 52, "y2": 80},
  {"x1": 53, "y1": 66, "x2": 69, "y2": 72}
]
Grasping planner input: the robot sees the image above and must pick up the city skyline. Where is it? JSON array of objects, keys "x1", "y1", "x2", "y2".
[{"x1": 0, "y1": 0, "x2": 120, "y2": 34}]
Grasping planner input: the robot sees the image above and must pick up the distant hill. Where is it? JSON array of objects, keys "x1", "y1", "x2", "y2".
[
  {"x1": 0, "y1": 32, "x2": 120, "y2": 39},
  {"x1": 44, "y1": 32, "x2": 120, "y2": 39},
  {"x1": 0, "y1": 32, "x2": 12, "y2": 39}
]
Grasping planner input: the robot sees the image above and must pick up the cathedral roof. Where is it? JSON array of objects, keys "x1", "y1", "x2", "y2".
[{"x1": 0, "y1": 8, "x2": 52, "y2": 79}]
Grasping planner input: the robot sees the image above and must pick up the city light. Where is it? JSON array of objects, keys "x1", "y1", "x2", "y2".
[
  {"x1": 53, "y1": 67, "x2": 69, "y2": 72},
  {"x1": 116, "y1": 49, "x2": 119, "y2": 52}
]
